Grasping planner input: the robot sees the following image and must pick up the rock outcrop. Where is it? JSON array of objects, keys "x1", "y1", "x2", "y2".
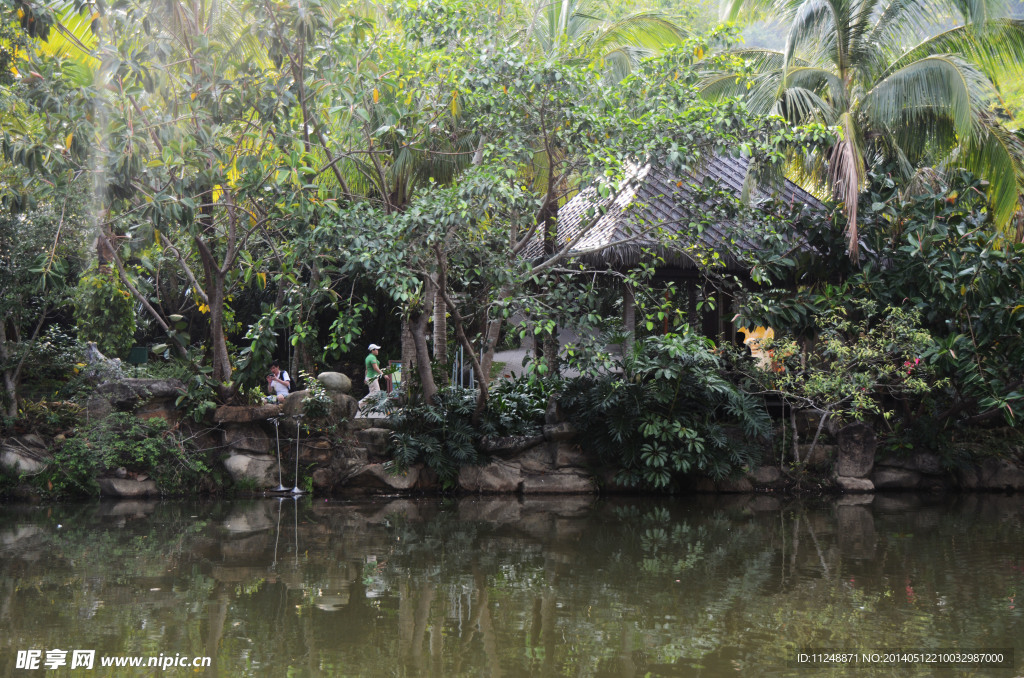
[
  {"x1": 86, "y1": 378, "x2": 185, "y2": 422},
  {"x1": 0, "y1": 435, "x2": 52, "y2": 475}
]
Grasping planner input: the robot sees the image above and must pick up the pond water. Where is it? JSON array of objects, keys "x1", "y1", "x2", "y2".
[{"x1": 1, "y1": 493, "x2": 1022, "y2": 677}]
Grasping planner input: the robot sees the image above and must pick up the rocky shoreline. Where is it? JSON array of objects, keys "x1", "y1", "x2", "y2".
[{"x1": 3, "y1": 375, "x2": 1023, "y2": 499}]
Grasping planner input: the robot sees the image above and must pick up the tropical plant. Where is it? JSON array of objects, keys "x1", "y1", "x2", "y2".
[
  {"x1": 72, "y1": 266, "x2": 136, "y2": 357},
  {"x1": 709, "y1": 0, "x2": 1024, "y2": 253},
  {"x1": 0, "y1": 188, "x2": 87, "y2": 417},
  {"x1": 515, "y1": 0, "x2": 689, "y2": 81},
  {"x1": 560, "y1": 328, "x2": 772, "y2": 488},
  {"x1": 388, "y1": 385, "x2": 486, "y2": 488},
  {"x1": 738, "y1": 167, "x2": 1024, "y2": 428},
  {"x1": 38, "y1": 412, "x2": 209, "y2": 496}
]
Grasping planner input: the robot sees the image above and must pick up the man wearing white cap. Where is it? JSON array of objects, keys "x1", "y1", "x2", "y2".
[{"x1": 359, "y1": 343, "x2": 384, "y2": 411}]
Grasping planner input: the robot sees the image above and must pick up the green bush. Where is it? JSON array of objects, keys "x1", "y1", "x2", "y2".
[
  {"x1": 388, "y1": 386, "x2": 483, "y2": 488},
  {"x1": 386, "y1": 375, "x2": 554, "y2": 488},
  {"x1": 560, "y1": 328, "x2": 771, "y2": 489},
  {"x1": 37, "y1": 413, "x2": 209, "y2": 497},
  {"x1": 486, "y1": 376, "x2": 553, "y2": 436},
  {"x1": 73, "y1": 268, "x2": 137, "y2": 358},
  {"x1": 742, "y1": 169, "x2": 1024, "y2": 429}
]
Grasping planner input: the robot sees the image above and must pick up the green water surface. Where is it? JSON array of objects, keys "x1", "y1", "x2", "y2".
[{"x1": 1, "y1": 494, "x2": 1021, "y2": 676}]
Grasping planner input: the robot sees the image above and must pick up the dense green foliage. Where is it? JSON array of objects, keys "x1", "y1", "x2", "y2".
[
  {"x1": 389, "y1": 377, "x2": 552, "y2": 487},
  {"x1": 710, "y1": 0, "x2": 1024, "y2": 250},
  {"x1": 741, "y1": 170, "x2": 1024, "y2": 430},
  {"x1": 35, "y1": 412, "x2": 209, "y2": 496},
  {"x1": 1, "y1": 0, "x2": 1023, "y2": 492},
  {"x1": 72, "y1": 267, "x2": 136, "y2": 357},
  {"x1": 561, "y1": 329, "x2": 772, "y2": 488}
]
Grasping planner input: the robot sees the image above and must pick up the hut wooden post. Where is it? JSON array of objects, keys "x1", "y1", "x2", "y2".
[{"x1": 622, "y1": 283, "x2": 635, "y2": 357}]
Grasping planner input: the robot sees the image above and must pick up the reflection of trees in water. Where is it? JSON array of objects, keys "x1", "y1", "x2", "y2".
[{"x1": 0, "y1": 496, "x2": 1022, "y2": 676}]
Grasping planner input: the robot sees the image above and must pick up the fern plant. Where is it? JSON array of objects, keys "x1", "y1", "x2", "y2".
[{"x1": 388, "y1": 386, "x2": 487, "y2": 488}]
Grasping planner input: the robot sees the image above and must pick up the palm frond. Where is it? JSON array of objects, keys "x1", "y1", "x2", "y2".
[
  {"x1": 865, "y1": 54, "x2": 992, "y2": 142},
  {"x1": 865, "y1": 0, "x2": 953, "y2": 58},
  {"x1": 592, "y1": 13, "x2": 689, "y2": 52},
  {"x1": 784, "y1": 0, "x2": 840, "y2": 69},
  {"x1": 887, "y1": 19, "x2": 1024, "y2": 80},
  {"x1": 961, "y1": 115, "x2": 1024, "y2": 228}
]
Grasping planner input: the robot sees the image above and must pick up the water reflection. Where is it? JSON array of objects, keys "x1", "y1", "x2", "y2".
[{"x1": 0, "y1": 494, "x2": 1022, "y2": 676}]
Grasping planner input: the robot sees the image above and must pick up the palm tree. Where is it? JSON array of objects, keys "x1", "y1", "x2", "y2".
[
  {"x1": 706, "y1": 0, "x2": 1024, "y2": 254},
  {"x1": 518, "y1": 0, "x2": 689, "y2": 81}
]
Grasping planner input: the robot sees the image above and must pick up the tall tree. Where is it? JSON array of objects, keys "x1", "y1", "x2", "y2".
[{"x1": 708, "y1": 0, "x2": 1024, "y2": 254}]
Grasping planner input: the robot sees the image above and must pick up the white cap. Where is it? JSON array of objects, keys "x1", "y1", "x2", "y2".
[{"x1": 368, "y1": 343, "x2": 381, "y2": 350}]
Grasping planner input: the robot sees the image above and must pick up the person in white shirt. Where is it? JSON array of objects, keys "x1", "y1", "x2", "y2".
[{"x1": 266, "y1": 361, "x2": 291, "y2": 403}]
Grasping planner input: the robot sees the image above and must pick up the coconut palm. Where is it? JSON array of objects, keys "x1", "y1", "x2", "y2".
[
  {"x1": 518, "y1": 0, "x2": 689, "y2": 81},
  {"x1": 706, "y1": 0, "x2": 1024, "y2": 254}
]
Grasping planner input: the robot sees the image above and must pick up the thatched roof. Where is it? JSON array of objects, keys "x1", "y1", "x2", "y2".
[{"x1": 525, "y1": 155, "x2": 827, "y2": 272}]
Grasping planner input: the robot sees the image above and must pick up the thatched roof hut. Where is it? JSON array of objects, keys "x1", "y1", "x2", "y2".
[
  {"x1": 526, "y1": 154, "x2": 828, "y2": 342},
  {"x1": 525, "y1": 154, "x2": 827, "y2": 272}
]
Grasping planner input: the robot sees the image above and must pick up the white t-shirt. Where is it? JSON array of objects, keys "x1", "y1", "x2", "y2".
[{"x1": 271, "y1": 371, "x2": 290, "y2": 397}]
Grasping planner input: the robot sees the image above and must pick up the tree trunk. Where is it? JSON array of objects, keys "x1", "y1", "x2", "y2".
[
  {"x1": 409, "y1": 310, "x2": 437, "y2": 404},
  {"x1": 432, "y1": 269, "x2": 447, "y2": 380},
  {"x1": 542, "y1": 330, "x2": 560, "y2": 377},
  {"x1": 401, "y1": 316, "x2": 418, "y2": 399},
  {"x1": 206, "y1": 274, "x2": 232, "y2": 387},
  {"x1": 623, "y1": 283, "x2": 635, "y2": 358},
  {"x1": 0, "y1": 317, "x2": 17, "y2": 418},
  {"x1": 479, "y1": 316, "x2": 503, "y2": 384},
  {"x1": 196, "y1": 242, "x2": 233, "y2": 397}
]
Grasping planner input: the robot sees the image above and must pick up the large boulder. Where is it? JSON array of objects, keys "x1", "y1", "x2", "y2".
[
  {"x1": 554, "y1": 442, "x2": 590, "y2": 469},
  {"x1": 800, "y1": 444, "x2": 837, "y2": 470},
  {"x1": 83, "y1": 342, "x2": 125, "y2": 382},
  {"x1": 356, "y1": 428, "x2": 391, "y2": 458},
  {"x1": 96, "y1": 477, "x2": 159, "y2": 498},
  {"x1": 835, "y1": 422, "x2": 876, "y2": 478},
  {"x1": 977, "y1": 457, "x2": 1024, "y2": 490},
  {"x1": 223, "y1": 424, "x2": 271, "y2": 454},
  {"x1": 748, "y1": 465, "x2": 786, "y2": 489},
  {"x1": 223, "y1": 453, "x2": 278, "y2": 488},
  {"x1": 87, "y1": 378, "x2": 185, "y2": 423},
  {"x1": 344, "y1": 463, "x2": 423, "y2": 492},
  {"x1": 214, "y1": 404, "x2": 282, "y2": 424},
  {"x1": 876, "y1": 451, "x2": 943, "y2": 475},
  {"x1": 542, "y1": 422, "x2": 576, "y2": 442},
  {"x1": 521, "y1": 471, "x2": 596, "y2": 494},
  {"x1": 517, "y1": 447, "x2": 555, "y2": 474},
  {"x1": 0, "y1": 435, "x2": 52, "y2": 474},
  {"x1": 281, "y1": 389, "x2": 357, "y2": 425},
  {"x1": 329, "y1": 392, "x2": 359, "y2": 421},
  {"x1": 836, "y1": 476, "x2": 875, "y2": 492},
  {"x1": 872, "y1": 467, "x2": 921, "y2": 490},
  {"x1": 317, "y1": 372, "x2": 352, "y2": 394},
  {"x1": 281, "y1": 389, "x2": 308, "y2": 417},
  {"x1": 459, "y1": 461, "x2": 523, "y2": 493}
]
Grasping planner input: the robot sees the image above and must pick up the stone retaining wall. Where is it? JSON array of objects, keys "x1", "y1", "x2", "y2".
[{"x1": 4, "y1": 377, "x2": 1024, "y2": 497}]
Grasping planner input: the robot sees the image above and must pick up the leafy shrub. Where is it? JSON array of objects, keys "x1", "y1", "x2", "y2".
[
  {"x1": 17, "y1": 325, "x2": 90, "y2": 401},
  {"x1": 176, "y1": 368, "x2": 219, "y2": 422},
  {"x1": 301, "y1": 371, "x2": 332, "y2": 420},
  {"x1": 485, "y1": 375, "x2": 553, "y2": 436},
  {"x1": 560, "y1": 328, "x2": 771, "y2": 489},
  {"x1": 388, "y1": 386, "x2": 485, "y2": 488},
  {"x1": 10, "y1": 399, "x2": 81, "y2": 438},
  {"x1": 73, "y1": 268, "x2": 136, "y2": 358},
  {"x1": 741, "y1": 169, "x2": 1024, "y2": 428},
  {"x1": 756, "y1": 301, "x2": 941, "y2": 424},
  {"x1": 37, "y1": 412, "x2": 209, "y2": 496}
]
